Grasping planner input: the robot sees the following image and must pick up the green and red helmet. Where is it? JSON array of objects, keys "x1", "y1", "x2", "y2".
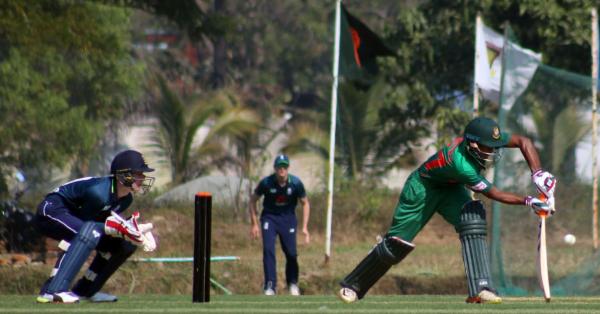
[{"x1": 463, "y1": 117, "x2": 509, "y2": 167}]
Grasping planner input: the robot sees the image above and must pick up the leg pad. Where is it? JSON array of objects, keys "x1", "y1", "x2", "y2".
[
  {"x1": 340, "y1": 236, "x2": 414, "y2": 299},
  {"x1": 46, "y1": 222, "x2": 102, "y2": 293},
  {"x1": 72, "y1": 240, "x2": 137, "y2": 297},
  {"x1": 458, "y1": 201, "x2": 494, "y2": 297}
]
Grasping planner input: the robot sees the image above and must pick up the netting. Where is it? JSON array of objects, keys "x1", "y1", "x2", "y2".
[{"x1": 486, "y1": 29, "x2": 598, "y2": 296}]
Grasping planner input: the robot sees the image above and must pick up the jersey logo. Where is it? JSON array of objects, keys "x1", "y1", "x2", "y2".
[
  {"x1": 275, "y1": 195, "x2": 288, "y2": 206},
  {"x1": 269, "y1": 188, "x2": 277, "y2": 193},
  {"x1": 492, "y1": 127, "x2": 500, "y2": 139},
  {"x1": 101, "y1": 205, "x2": 111, "y2": 212},
  {"x1": 287, "y1": 187, "x2": 292, "y2": 195}
]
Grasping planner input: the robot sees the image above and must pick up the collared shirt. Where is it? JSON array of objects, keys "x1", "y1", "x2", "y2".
[
  {"x1": 254, "y1": 174, "x2": 306, "y2": 214},
  {"x1": 49, "y1": 176, "x2": 132, "y2": 221},
  {"x1": 417, "y1": 137, "x2": 501, "y2": 193}
]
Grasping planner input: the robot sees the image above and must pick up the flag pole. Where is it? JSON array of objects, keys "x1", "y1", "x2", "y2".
[
  {"x1": 325, "y1": 0, "x2": 341, "y2": 263},
  {"x1": 473, "y1": 14, "x2": 482, "y2": 117},
  {"x1": 591, "y1": 8, "x2": 598, "y2": 250},
  {"x1": 490, "y1": 21, "x2": 511, "y2": 291}
]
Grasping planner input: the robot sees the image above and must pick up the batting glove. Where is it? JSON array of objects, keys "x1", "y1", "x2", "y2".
[
  {"x1": 525, "y1": 196, "x2": 554, "y2": 217},
  {"x1": 532, "y1": 169, "x2": 557, "y2": 198},
  {"x1": 104, "y1": 211, "x2": 144, "y2": 245}
]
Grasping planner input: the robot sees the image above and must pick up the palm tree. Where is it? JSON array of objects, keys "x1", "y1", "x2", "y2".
[{"x1": 149, "y1": 75, "x2": 259, "y2": 185}]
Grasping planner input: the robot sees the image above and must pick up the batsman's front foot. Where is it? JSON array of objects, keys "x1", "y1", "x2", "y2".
[
  {"x1": 466, "y1": 289, "x2": 502, "y2": 304},
  {"x1": 81, "y1": 292, "x2": 118, "y2": 302},
  {"x1": 338, "y1": 287, "x2": 358, "y2": 303}
]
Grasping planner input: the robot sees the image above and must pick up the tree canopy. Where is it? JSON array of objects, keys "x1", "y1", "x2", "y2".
[
  {"x1": 0, "y1": 0, "x2": 597, "y2": 193},
  {"x1": 0, "y1": 1, "x2": 144, "y2": 195}
]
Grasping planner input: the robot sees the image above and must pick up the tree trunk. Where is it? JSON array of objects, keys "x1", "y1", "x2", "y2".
[{"x1": 211, "y1": 0, "x2": 226, "y2": 89}]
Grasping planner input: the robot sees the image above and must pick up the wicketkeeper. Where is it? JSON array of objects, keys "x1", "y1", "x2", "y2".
[
  {"x1": 338, "y1": 117, "x2": 556, "y2": 304},
  {"x1": 34, "y1": 150, "x2": 157, "y2": 303}
]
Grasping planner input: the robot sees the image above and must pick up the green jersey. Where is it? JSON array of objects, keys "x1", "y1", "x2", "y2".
[{"x1": 417, "y1": 137, "x2": 493, "y2": 194}]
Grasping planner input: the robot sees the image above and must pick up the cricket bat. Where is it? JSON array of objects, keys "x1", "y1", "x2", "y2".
[{"x1": 537, "y1": 194, "x2": 551, "y2": 302}]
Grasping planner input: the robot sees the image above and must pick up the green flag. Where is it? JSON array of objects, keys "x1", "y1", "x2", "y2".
[{"x1": 339, "y1": 4, "x2": 394, "y2": 81}]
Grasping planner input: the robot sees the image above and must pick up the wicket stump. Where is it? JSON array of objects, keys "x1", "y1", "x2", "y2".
[{"x1": 193, "y1": 192, "x2": 212, "y2": 302}]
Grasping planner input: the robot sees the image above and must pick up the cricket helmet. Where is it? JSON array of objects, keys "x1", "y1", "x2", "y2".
[
  {"x1": 111, "y1": 150, "x2": 155, "y2": 192},
  {"x1": 463, "y1": 117, "x2": 509, "y2": 167}
]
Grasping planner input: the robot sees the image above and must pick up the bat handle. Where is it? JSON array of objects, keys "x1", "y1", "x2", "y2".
[{"x1": 537, "y1": 194, "x2": 549, "y2": 218}]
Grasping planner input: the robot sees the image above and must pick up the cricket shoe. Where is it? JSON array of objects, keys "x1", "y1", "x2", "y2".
[
  {"x1": 264, "y1": 288, "x2": 276, "y2": 296},
  {"x1": 81, "y1": 292, "x2": 118, "y2": 302},
  {"x1": 289, "y1": 284, "x2": 300, "y2": 296},
  {"x1": 36, "y1": 291, "x2": 80, "y2": 304},
  {"x1": 337, "y1": 287, "x2": 358, "y2": 303},
  {"x1": 466, "y1": 289, "x2": 502, "y2": 304},
  {"x1": 36, "y1": 293, "x2": 54, "y2": 304}
]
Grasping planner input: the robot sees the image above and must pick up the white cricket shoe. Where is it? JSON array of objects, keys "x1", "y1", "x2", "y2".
[
  {"x1": 81, "y1": 292, "x2": 118, "y2": 302},
  {"x1": 264, "y1": 288, "x2": 276, "y2": 296},
  {"x1": 337, "y1": 287, "x2": 358, "y2": 303},
  {"x1": 289, "y1": 284, "x2": 300, "y2": 296},
  {"x1": 466, "y1": 289, "x2": 502, "y2": 304},
  {"x1": 54, "y1": 291, "x2": 80, "y2": 303},
  {"x1": 37, "y1": 291, "x2": 80, "y2": 304}
]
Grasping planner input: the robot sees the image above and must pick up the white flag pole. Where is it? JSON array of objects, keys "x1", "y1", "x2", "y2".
[
  {"x1": 591, "y1": 8, "x2": 598, "y2": 250},
  {"x1": 473, "y1": 14, "x2": 482, "y2": 117},
  {"x1": 325, "y1": 0, "x2": 341, "y2": 263}
]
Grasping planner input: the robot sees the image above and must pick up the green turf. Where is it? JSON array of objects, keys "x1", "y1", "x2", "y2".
[{"x1": 1, "y1": 295, "x2": 600, "y2": 314}]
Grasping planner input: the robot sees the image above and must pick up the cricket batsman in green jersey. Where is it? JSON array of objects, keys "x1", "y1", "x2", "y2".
[{"x1": 338, "y1": 117, "x2": 557, "y2": 304}]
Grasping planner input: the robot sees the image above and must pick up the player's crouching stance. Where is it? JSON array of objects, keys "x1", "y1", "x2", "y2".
[
  {"x1": 34, "y1": 150, "x2": 157, "y2": 303},
  {"x1": 338, "y1": 117, "x2": 555, "y2": 304}
]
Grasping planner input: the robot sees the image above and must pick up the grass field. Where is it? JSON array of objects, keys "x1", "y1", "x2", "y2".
[{"x1": 1, "y1": 295, "x2": 600, "y2": 314}]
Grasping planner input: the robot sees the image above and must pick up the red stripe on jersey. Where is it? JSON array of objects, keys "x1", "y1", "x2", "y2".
[
  {"x1": 424, "y1": 151, "x2": 447, "y2": 170},
  {"x1": 447, "y1": 137, "x2": 463, "y2": 159}
]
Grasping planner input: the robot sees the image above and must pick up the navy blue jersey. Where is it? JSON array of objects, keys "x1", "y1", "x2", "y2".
[
  {"x1": 254, "y1": 174, "x2": 306, "y2": 214},
  {"x1": 49, "y1": 176, "x2": 132, "y2": 221}
]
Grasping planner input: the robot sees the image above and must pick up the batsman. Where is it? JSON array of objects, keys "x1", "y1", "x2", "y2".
[{"x1": 338, "y1": 117, "x2": 557, "y2": 304}]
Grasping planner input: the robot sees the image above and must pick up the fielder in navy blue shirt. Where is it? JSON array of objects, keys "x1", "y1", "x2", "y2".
[
  {"x1": 249, "y1": 154, "x2": 311, "y2": 296},
  {"x1": 34, "y1": 150, "x2": 156, "y2": 304}
]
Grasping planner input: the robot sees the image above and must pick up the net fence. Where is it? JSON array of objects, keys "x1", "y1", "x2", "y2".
[{"x1": 487, "y1": 33, "x2": 598, "y2": 296}]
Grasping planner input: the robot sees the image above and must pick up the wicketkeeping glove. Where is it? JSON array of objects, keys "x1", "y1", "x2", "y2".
[
  {"x1": 104, "y1": 211, "x2": 144, "y2": 245},
  {"x1": 525, "y1": 195, "x2": 554, "y2": 217},
  {"x1": 532, "y1": 169, "x2": 557, "y2": 198},
  {"x1": 126, "y1": 211, "x2": 157, "y2": 252}
]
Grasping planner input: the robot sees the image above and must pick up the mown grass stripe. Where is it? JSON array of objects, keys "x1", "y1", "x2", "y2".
[
  {"x1": 1, "y1": 309, "x2": 598, "y2": 314},
  {"x1": 1, "y1": 295, "x2": 599, "y2": 314}
]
